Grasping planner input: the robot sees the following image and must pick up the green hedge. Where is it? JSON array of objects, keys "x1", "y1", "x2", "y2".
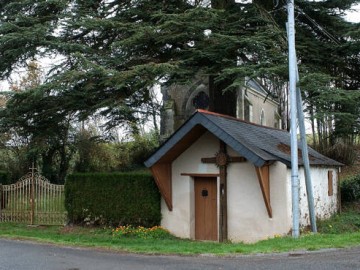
[
  {"x1": 341, "y1": 174, "x2": 360, "y2": 203},
  {"x1": 0, "y1": 171, "x2": 9, "y2": 184},
  {"x1": 65, "y1": 172, "x2": 161, "y2": 227}
]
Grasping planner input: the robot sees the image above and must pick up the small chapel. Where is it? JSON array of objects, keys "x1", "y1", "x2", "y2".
[{"x1": 145, "y1": 79, "x2": 342, "y2": 243}]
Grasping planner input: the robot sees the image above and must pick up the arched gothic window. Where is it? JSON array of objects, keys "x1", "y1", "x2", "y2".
[
  {"x1": 244, "y1": 99, "x2": 253, "y2": 122},
  {"x1": 260, "y1": 109, "x2": 265, "y2": 126},
  {"x1": 192, "y1": 91, "x2": 210, "y2": 109}
]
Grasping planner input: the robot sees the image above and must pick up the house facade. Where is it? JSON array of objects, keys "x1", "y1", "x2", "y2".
[{"x1": 145, "y1": 110, "x2": 341, "y2": 243}]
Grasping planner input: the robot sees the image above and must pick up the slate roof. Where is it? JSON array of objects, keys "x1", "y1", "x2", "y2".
[
  {"x1": 246, "y1": 79, "x2": 267, "y2": 95},
  {"x1": 144, "y1": 110, "x2": 342, "y2": 168}
]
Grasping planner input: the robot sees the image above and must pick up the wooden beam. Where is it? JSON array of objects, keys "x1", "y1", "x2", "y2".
[
  {"x1": 328, "y1": 170, "x2": 333, "y2": 196},
  {"x1": 151, "y1": 163, "x2": 172, "y2": 211},
  {"x1": 219, "y1": 164, "x2": 227, "y2": 242},
  {"x1": 228, "y1": 156, "x2": 247, "y2": 162},
  {"x1": 181, "y1": 173, "x2": 220, "y2": 177},
  {"x1": 200, "y1": 141, "x2": 247, "y2": 242},
  {"x1": 201, "y1": 156, "x2": 246, "y2": 164},
  {"x1": 255, "y1": 165, "x2": 272, "y2": 218},
  {"x1": 201, "y1": 157, "x2": 217, "y2": 163}
]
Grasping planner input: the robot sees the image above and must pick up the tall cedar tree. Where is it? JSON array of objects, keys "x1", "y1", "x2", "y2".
[
  {"x1": 0, "y1": 0, "x2": 286, "y2": 127},
  {"x1": 0, "y1": 0, "x2": 359, "y2": 165}
]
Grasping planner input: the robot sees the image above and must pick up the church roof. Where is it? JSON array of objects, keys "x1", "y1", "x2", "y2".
[
  {"x1": 245, "y1": 79, "x2": 277, "y2": 102},
  {"x1": 144, "y1": 110, "x2": 342, "y2": 168},
  {"x1": 246, "y1": 79, "x2": 267, "y2": 95}
]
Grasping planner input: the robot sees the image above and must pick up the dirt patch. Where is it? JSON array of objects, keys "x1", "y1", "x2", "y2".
[{"x1": 59, "y1": 226, "x2": 78, "y2": 234}]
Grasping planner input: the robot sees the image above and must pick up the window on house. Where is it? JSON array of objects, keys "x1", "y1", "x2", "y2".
[
  {"x1": 328, "y1": 170, "x2": 333, "y2": 196},
  {"x1": 244, "y1": 99, "x2": 253, "y2": 122},
  {"x1": 192, "y1": 91, "x2": 210, "y2": 110},
  {"x1": 260, "y1": 109, "x2": 265, "y2": 126},
  {"x1": 274, "y1": 110, "x2": 281, "y2": 129}
]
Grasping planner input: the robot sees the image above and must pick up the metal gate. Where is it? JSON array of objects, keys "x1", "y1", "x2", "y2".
[{"x1": 0, "y1": 171, "x2": 67, "y2": 225}]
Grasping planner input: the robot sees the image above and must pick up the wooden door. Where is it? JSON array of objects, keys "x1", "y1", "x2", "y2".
[{"x1": 195, "y1": 177, "x2": 218, "y2": 241}]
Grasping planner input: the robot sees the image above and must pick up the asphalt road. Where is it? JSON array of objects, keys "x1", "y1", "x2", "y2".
[{"x1": 0, "y1": 239, "x2": 360, "y2": 270}]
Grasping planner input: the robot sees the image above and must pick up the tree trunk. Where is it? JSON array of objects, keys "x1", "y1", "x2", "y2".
[
  {"x1": 58, "y1": 144, "x2": 70, "y2": 185},
  {"x1": 208, "y1": 76, "x2": 237, "y2": 117},
  {"x1": 310, "y1": 106, "x2": 317, "y2": 147}
]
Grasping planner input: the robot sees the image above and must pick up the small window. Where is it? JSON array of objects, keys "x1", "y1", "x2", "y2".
[
  {"x1": 192, "y1": 91, "x2": 209, "y2": 110},
  {"x1": 274, "y1": 110, "x2": 281, "y2": 129},
  {"x1": 260, "y1": 109, "x2": 265, "y2": 126},
  {"x1": 244, "y1": 99, "x2": 253, "y2": 122},
  {"x1": 328, "y1": 170, "x2": 333, "y2": 196}
]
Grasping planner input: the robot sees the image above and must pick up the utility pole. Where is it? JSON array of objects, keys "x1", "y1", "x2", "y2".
[
  {"x1": 295, "y1": 63, "x2": 317, "y2": 233},
  {"x1": 287, "y1": 0, "x2": 300, "y2": 238}
]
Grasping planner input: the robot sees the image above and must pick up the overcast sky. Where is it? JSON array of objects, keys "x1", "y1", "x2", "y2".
[{"x1": 345, "y1": 3, "x2": 360, "y2": 22}]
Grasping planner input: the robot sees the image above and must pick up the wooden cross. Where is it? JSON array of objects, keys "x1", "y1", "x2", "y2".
[
  {"x1": 29, "y1": 162, "x2": 38, "y2": 177},
  {"x1": 201, "y1": 140, "x2": 246, "y2": 242}
]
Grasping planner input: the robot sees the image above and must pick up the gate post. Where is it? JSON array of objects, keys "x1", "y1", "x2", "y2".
[
  {"x1": 0, "y1": 184, "x2": 2, "y2": 213},
  {"x1": 30, "y1": 170, "x2": 35, "y2": 225}
]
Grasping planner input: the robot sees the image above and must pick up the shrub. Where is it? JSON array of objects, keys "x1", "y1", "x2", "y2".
[
  {"x1": 0, "y1": 171, "x2": 10, "y2": 184},
  {"x1": 341, "y1": 174, "x2": 360, "y2": 203},
  {"x1": 317, "y1": 203, "x2": 360, "y2": 234},
  {"x1": 65, "y1": 172, "x2": 161, "y2": 227},
  {"x1": 73, "y1": 129, "x2": 159, "y2": 173},
  {"x1": 115, "y1": 132, "x2": 159, "y2": 171}
]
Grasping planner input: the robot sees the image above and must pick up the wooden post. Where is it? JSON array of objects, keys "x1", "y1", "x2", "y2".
[
  {"x1": 30, "y1": 163, "x2": 36, "y2": 225},
  {"x1": 337, "y1": 168, "x2": 341, "y2": 214},
  {"x1": 201, "y1": 140, "x2": 246, "y2": 242},
  {"x1": 0, "y1": 184, "x2": 2, "y2": 214}
]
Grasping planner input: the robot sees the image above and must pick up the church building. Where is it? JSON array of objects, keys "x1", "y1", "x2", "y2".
[{"x1": 160, "y1": 76, "x2": 281, "y2": 140}]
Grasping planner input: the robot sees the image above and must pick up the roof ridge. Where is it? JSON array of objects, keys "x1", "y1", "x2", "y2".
[{"x1": 196, "y1": 109, "x2": 287, "y2": 132}]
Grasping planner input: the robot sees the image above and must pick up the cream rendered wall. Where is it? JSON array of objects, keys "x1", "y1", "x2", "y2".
[
  {"x1": 295, "y1": 167, "x2": 339, "y2": 226},
  {"x1": 161, "y1": 131, "x2": 292, "y2": 242},
  {"x1": 247, "y1": 90, "x2": 279, "y2": 128},
  {"x1": 160, "y1": 131, "x2": 219, "y2": 239},
  {"x1": 226, "y1": 152, "x2": 292, "y2": 243}
]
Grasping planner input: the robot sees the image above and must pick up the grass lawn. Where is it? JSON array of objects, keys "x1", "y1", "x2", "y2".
[
  {"x1": 0, "y1": 209, "x2": 359, "y2": 256},
  {"x1": 0, "y1": 202, "x2": 359, "y2": 256}
]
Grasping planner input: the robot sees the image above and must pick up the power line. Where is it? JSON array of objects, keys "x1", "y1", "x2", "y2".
[
  {"x1": 266, "y1": 2, "x2": 341, "y2": 45},
  {"x1": 295, "y1": 5, "x2": 341, "y2": 45}
]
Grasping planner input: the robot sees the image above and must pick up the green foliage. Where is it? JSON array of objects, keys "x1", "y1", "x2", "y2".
[
  {"x1": 0, "y1": 61, "x2": 76, "y2": 184},
  {"x1": 0, "y1": 0, "x2": 359, "y2": 177},
  {"x1": 73, "y1": 128, "x2": 119, "y2": 173},
  {"x1": 115, "y1": 132, "x2": 159, "y2": 171},
  {"x1": 0, "y1": 170, "x2": 9, "y2": 184},
  {"x1": 317, "y1": 203, "x2": 360, "y2": 234},
  {"x1": 73, "y1": 130, "x2": 159, "y2": 173},
  {"x1": 300, "y1": 72, "x2": 360, "y2": 153},
  {"x1": 0, "y1": 145, "x2": 30, "y2": 183},
  {"x1": 1, "y1": 222, "x2": 360, "y2": 255},
  {"x1": 0, "y1": 0, "x2": 288, "y2": 130},
  {"x1": 341, "y1": 174, "x2": 360, "y2": 202},
  {"x1": 293, "y1": 0, "x2": 360, "y2": 149},
  {"x1": 112, "y1": 225, "x2": 174, "y2": 240},
  {"x1": 313, "y1": 141, "x2": 357, "y2": 165},
  {"x1": 65, "y1": 172, "x2": 161, "y2": 227}
]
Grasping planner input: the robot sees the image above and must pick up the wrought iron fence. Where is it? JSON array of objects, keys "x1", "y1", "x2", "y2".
[{"x1": 0, "y1": 171, "x2": 67, "y2": 225}]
